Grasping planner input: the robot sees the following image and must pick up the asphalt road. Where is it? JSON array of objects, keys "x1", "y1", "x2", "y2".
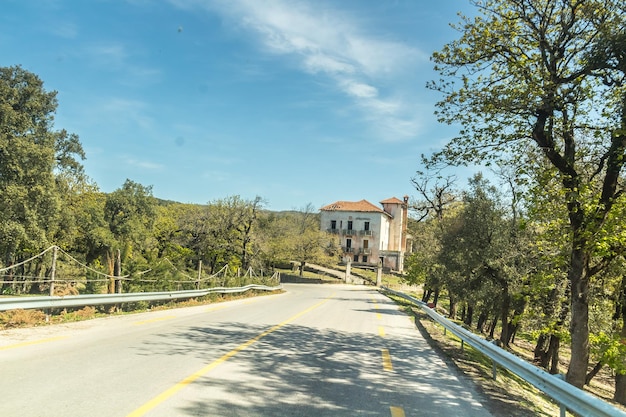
[{"x1": 0, "y1": 283, "x2": 494, "y2": 416}]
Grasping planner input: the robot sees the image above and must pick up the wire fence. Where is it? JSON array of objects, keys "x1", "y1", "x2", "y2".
[{"x1": 0, "y1": 246, "x2": 279, "y2": 296}]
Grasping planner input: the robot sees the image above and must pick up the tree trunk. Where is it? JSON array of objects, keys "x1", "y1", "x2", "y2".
[
  {"x1": 477, "y1": 310, "x2": 487, "y2": 333},
  {"x1": 464, "y1": 304, "x2": 474, "y2": 326},
  {"x1": 433, "y1": 288, "x2": 440, "y2": 306},
  {"x1": 422, "y1": 288, "x2": 432, "y2": 303},
  {"x1": 548, "y1": 334, "x2": 560, "y2": 375},
  {"x1": 566, "y1": 245, "x2": 590, "y2": 388},
  {"x1": 616, "y1": 375, "x2": 626, "y2": 405},
  {"x1": 500, "y1": 288, "x2": 510, "y2": 347},
  {"x1": 585, "y1": 361, "x2": 603, "y2": 386},
  {"x1": 449, "y1": 294, "x2": 457, "y2": 319},
  {"x1": 613, "y1": 274, "x2": 626, "y2": 405},
  {"x1": 488, "y1": 314, "x2": 498, "y2": 339},
  {"x1": 534, "y1": 333, "x2": 550, "y2": 368}
]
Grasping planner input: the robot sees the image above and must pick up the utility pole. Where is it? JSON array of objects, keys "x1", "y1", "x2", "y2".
[
  {"x1": 114, "y1": 249, "x2": 122, "y2": 293},
  {"x1": 197, "y1": 260, "x2": 202, "y2": 290},
  {"x1": 49, "y1": 246, "x2": 58, "y2": 296}
]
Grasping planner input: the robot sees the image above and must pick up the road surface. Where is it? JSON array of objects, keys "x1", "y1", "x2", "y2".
[{"x1": 0, "y1": 283, "x2": 494, "y2": 416}]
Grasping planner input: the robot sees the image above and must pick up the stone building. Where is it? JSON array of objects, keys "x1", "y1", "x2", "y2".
[{"x1": 319, "y1": 196, "x2": 409, "y2": 272}]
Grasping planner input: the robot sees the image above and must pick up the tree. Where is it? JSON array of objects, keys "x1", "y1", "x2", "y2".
[
  {"x1": 428, "y1": 0, "x2": 626, "y2": 388},
  {"x1": 408, "y1": 170, "x2": 460, "y2": 305},
  {"x1": 0, "y1": 65, "x2": 84, "y2": 291},
  {"x1": 177, "y1": 196, "x2": 264, "y2": 274},
  {"x1": 104, "y1": 179, "x2": 156, "y2": 290}
]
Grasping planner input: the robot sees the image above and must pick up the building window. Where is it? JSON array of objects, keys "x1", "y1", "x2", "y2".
[
  {"x1": 353, "y1": 255, "x2": 359, "y2": 262},
  {"x1": 363, "y1": 255, "x2": 368, "y2": 263},
  {"x1": 330, "y1": 220, "x2": 336, "y2": 230},
  {"x1": 346, "y1": 238, "x2": 352, "y2": 248},
  {"x1": 364, "y1": 221, "x2": 370, "y2": 231},
  {"x1": 347, "y1": 220, "x2": 353, "y2": 231}
]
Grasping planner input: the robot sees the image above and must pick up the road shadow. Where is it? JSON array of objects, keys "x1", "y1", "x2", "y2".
[{"x1": 137, "y1": 318, "x2": 498, "y2": 416}]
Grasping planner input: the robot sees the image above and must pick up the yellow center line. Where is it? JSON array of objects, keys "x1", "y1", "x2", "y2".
[
  {"x1": 378, "y1": 326, "x2": 386, "y2": 338},
  {"x1": 390, "y1": 406, "x2": 406, "y2": 417},
  {"x1": 381, "y1": 348, "x2": 393, "y2": 371},
  {"x1": 0, "y1": 336, "x2": 68, "y2": 351},
  {"x1": 126, "y1": 296, "x2": 333, "y2": 417},
  {"x1": 133, "y1": 316, "x2": 177, "y2": 325}
]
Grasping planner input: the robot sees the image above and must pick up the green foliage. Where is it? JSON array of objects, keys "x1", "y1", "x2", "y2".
[
  {"x1": 0, "y1": 66, "x2": 85, "y2": 266},
  {"x1": 590, "y1": 331, "x2": 626, "y2": 375},
  {"x1": 428, "y1": 0, "x2": 626, "y2": 388}
]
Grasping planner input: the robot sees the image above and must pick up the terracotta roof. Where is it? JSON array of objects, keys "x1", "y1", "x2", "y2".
[
  {"x1": 320, "y1": 199, "x2": 388, "y2": 214},
  {"x1": 380, "y1": 197, "x2": 405, "y2": 205}
]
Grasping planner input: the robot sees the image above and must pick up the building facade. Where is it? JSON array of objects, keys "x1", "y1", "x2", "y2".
[{"x1": 320, "y1": 196, "x2": 409, "y2": 272}]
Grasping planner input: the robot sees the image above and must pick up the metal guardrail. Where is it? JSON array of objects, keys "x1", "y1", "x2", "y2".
[
  {"x1": 381, "y1": 287, "x2": 626, "y2": 417},
  {"x1": 0, "y1": 284, "x2": 282, "y2": 312}
]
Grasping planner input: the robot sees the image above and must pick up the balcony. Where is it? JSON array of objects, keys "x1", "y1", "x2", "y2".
[
  {"x1": 342, "y1": 247, "x2": 354, "y2": 253},
  {"x1": 343, "y1": 229, "x2": 356, "y2": 236},
  {"x1": 327, "y1": 228, "x2": 340, "y2": 234},
  {"x1": 359, "y1": 248, "x2": 372, "y2": 255},
  {"x1": 359, "y1": 230, "x2": 373, "y2": 236}
]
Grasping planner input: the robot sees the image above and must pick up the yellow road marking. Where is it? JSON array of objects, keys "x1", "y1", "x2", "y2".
[
  {"x1": 133, "y1": 316, "x2": 176, "y2": 325},
  {"x1": 381, "y1": 348, "x2": 393, "y2": 371},
  {"x1": 390, "y1": 406, "x2": 406, "y2": 417},
  {"x1": 0, "y1": 336, "x2": 68, "y2": 351},
  {"x1": 126, "y1": 297, "x2": 332, "y2": 417},
  {"x1": 378, "y1": 326, "x2": 386, "y2": 337}
]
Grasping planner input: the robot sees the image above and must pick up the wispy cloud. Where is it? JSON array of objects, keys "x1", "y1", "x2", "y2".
[
  {"x1": 170, "y1": 0, "x2": 426, "y2": 141},
  {"x1": 84, "y1": 41, "x2": 162, "y2": 85},
  {"x1": 123, "y1": 157, "x2": 164, "y2": 170},
  {"x1": 49, "y1": 21, "x2": 79, "y2": 39},
  {"x1": 100, "y1": 98, "x2": 155, "y2": 131}
]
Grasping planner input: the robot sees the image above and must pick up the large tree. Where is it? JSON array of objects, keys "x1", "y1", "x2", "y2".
[
  {"x1": 428, "y1": 0, "x2": 626, "y2": 387},
  {"x1": 0, "y1": 65, "x2": 84, "y2": 282}
]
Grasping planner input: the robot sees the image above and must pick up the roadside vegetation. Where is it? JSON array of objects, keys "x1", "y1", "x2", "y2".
[
  {"x1": 0, "y1": 290, "x2": 279, "y2": 330},
  {"x1": 401, "y1": 0, "x2": 626, "y2": 407}
]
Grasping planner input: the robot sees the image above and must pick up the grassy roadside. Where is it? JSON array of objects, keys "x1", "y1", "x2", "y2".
[
  {"x1": 387, "y1": 293, "x2": 626, "y2": 416},
  {"x1": 0, "y1": 289, "x2": 282, "y2": 330}
]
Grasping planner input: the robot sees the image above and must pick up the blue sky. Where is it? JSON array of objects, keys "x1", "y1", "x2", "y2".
[{"x1": 2, "y1": 0, "x2": 476, "y2": 211}]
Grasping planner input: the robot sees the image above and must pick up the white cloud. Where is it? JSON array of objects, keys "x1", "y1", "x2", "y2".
[
  {"x1": 341, "y1": 81, "x2": 378, "y2": 99},
  {"x1": 123, "y1": 157, "x2": 164, "y2": 170},
  {"x1": 96, "y1": 97, "x2": 155, "y2": 131},
  {"x1": 304, "y1": 54, "x2": 354, "y2": 75},
  {"x1": 170, "y1": 0, "x2": 426, "y2": 141}
]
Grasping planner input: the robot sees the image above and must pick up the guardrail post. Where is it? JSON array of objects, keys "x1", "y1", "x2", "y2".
[
  {"x1": 490, "y1": 340, "x2": 499, "y2": 380},
  {"x1": 553, "y1": 374, "x2": 567, "y2": 417}
]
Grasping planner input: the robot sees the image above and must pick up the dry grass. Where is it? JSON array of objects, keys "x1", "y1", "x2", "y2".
[
  {"x1": 0, "y1": 309, "x2": 47, "y2": 328},
  {"x1": 58, "y1": 306, "x2": 98, "y2": 322}
]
